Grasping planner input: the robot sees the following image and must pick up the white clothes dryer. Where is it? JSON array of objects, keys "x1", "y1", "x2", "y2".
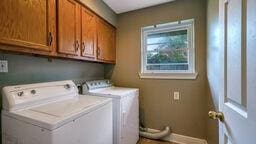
[{"x1": 82, "y1": 80, "x2": 139, "y2": 144}]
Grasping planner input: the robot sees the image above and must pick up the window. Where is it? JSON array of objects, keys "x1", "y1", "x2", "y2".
[{"x1": 140, "y1": 19, "x2": 197, "y2": 79}]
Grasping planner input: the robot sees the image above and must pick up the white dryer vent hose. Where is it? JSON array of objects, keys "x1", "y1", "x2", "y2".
[{"x1": 139, "y1": 126, "x2": 171, "y2": 140}]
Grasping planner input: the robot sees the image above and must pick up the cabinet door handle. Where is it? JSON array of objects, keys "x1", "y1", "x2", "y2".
[
  {"x1": 75, "y1": 40, "x2": 79, "y2": 52},
  {"x1": 77, "y1": 40, "x2": 80, "y2": 51},
  {"x1": 48, "y1": 32, "x2": 53, "y2": 46},
  {"x1": 97, "y1": 49, "x2": 100, "y2": 56},
  {"x1": 82, "y1": 42, "x2": 85, "y2": 52}
]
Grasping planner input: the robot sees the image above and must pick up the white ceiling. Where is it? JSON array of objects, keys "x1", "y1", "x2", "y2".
[{"x1": 103, "y1": 0, "x2": 176, "y2": 14}]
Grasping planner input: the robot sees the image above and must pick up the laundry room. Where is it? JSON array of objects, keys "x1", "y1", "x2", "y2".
[{"x1": 1, "y1": 0, "x2": 256, "y2": 144}]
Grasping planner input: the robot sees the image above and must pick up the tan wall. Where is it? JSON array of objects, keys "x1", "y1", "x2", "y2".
[
  {"x1": 110, "y1": 0, "x2": 208, "y2": 139},
  {"x1": 206, "y1": 0, "x2": 219, "y2": 143},
  {"x1": 79, "y1": 0, "x2": 117, "y2": 26}
]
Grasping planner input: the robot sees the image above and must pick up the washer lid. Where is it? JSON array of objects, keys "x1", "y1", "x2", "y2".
[
  {"x1": 30, "y1": 96, "x2": 100, "y2": 117},
  {"x1": 89, "y1": 87, "x2": 139, "y2": 98},
  {"x1": 3, "y1": 95, "x2": 111, "y2": 130}
]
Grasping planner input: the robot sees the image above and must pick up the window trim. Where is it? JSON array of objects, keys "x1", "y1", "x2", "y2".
[{"x1": 140, "y1": 19, "x2": 197, "y2": 80}]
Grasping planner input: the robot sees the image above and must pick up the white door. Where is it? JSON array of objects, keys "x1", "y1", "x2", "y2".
[{"x1": 218, "y1": 0, "x2": 256, "y2": 144}]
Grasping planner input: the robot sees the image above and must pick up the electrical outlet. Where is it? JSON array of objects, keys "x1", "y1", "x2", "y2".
[
  {"x1": 0, "y1": 60, "x2": 8, "y2": 73},
  {"x1": 174, "y1": 91, "x2": 180, "y2": 100}
]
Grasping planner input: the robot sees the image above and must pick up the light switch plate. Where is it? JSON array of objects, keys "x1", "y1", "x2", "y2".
[
  {"x1": 174, "y1": 91, "x2": 180, "y2": 100},
  {"x1": 0, "y1": 60, "x2": 8, "y2": 73}
]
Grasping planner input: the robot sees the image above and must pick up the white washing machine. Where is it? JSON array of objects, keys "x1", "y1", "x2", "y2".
[
  {"x1": 2, "y1": 80, "x2": 113, "y2": 144},
  {"x1": 82, "y1": 80, "x2": 139, "y2": 144}
]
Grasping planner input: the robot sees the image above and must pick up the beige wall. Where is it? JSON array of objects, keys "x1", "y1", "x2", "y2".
[
  {"x1": 110, "y1": 0, "x2": 208, "y2": 139},
  {"x1": 79, "y1": 0, "x2": 117, "y2": 26},
  {"x1": 206, "y1": 0, "x2": 219, "y2": 144}
]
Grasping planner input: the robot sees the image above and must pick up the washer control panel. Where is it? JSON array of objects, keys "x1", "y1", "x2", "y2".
[
  {"x1": 15, "y1": 89, "x2": 37, "y2": 99},
  {"x1": 2, "y1": 80, "x2": 77, "y2": 111}
]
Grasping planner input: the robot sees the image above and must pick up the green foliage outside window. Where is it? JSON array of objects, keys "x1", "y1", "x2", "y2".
[{"x1": 147, "y1": 30, "x2": 188, "y2": 64}]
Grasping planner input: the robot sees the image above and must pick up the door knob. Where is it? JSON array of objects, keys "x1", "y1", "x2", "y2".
[{"x1": 208, "y1": 111, "x2": 224, "y2": 122}]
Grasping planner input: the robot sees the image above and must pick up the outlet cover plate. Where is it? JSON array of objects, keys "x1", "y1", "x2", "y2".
[
  {"x1": 174, "y1": 91, "x2": 180, "y2": 100},
  {"x1": 0, "y1": 60, "x2": 8, "y2": 73}
]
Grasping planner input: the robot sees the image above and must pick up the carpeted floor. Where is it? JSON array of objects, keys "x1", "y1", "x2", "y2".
[{"x1": 137, "y1": 138, "x2": 178, "y2": 144}]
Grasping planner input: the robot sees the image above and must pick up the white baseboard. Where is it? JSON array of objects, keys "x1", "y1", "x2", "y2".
[
  {"x1": 143, "y1": 128, "x2": 208, "y2": 144},
  {"x1": 162, "y1": 133, "x2": 208, "y2": 144}
]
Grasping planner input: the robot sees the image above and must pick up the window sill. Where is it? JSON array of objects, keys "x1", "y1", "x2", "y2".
[{"x1": 139, "y1": 72, "x2": 198, "y2": 80}]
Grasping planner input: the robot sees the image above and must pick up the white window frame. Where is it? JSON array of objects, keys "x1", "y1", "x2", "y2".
[{"x1": 139, "y1": 19, "x2": 198, "y2": 80}]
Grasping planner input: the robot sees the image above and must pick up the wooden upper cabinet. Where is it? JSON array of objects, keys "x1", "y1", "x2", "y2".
[
  {"x1": 57, "y1": 0, "x2": 80, "y2": 56},
  {"x1": 0, "y1": 0, "x2": 116, "y2": 63},
  {"x1": 96, "y1": 19, "x2": 116, "y2": 63},
  {"x1": 0, "y1": 0, "x2": 56, "y2": 52},
  {"x1": 81, "y1": 8, "x2": 96, "y2": 58}
]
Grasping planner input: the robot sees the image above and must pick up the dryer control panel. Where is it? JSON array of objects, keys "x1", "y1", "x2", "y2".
[{"x1": 82, "y1": 80, "x2": 113, "y2": 94}]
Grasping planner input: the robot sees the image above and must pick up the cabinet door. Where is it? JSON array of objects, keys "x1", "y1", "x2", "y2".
[
  {"x1": 81, "y1": 8, "x2": 96, "y2": 58},
  {"x1": 0, "y1": 0, "x2": 56, "y2": 52},
  {"x1": 96, "y1": 19, "x2": 116, "y2": 63},
  {"x1": 58, "y1": 0, "x2": 80, "y2": 56}
]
